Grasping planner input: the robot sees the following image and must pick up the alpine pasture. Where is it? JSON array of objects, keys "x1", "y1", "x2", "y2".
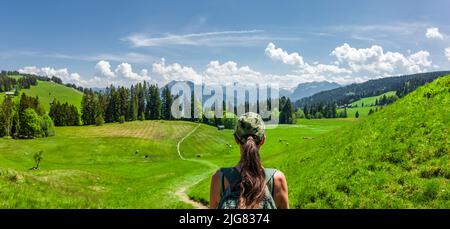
[{"x1": 0, "y1": 75, "x2": 449, "y2": 209}]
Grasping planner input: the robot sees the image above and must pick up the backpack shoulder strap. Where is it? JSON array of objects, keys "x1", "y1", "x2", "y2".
[
  {"x1": 264, "y1": 168, "x2": 277, "y2": 196},
  {"x1": 219, "y1": 167, "x2": 240, "y2": 196}
]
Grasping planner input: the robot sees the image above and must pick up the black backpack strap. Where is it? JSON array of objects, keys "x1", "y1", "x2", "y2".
[{"x1": 219, "y1": 168, "x2": 240, "y2": 197}]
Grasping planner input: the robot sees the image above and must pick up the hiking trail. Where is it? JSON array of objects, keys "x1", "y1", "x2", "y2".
[{"x1": 175, "y1": 123, "x2": 218, "y2": 209}]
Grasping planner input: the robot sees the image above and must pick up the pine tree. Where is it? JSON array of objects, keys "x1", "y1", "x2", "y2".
[
  {"x1": 161, "y1": 86, "x2": 173, "y2": 120},
  {"x1": 81, "y1": 89, "x2": 98, "y2": 125},
  {"x1": 137, "y1": 83, "x2": 145, "y2": 120},
  {"x1": 118, "y1": 86, "x2": 129, "y2": 120},
  {"x1": 0, "y1": 96, "x2": 14, "y2": 137},
  {"x1": 128, "y1": 85, "x2": 138, "y2": 121},
  {"x1": 148, "y1": 85, "x2": 161, "y2": 120}
]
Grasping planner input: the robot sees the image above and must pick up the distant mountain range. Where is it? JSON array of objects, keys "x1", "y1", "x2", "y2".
[{"x1": 281, "y1": 81, "x2": 341, "y2": 101}]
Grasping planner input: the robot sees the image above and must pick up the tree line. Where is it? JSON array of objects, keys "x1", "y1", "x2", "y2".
[
  {"x1": 302, "y1": 103, "x2": 340, "y2": 119},
  {"x1": 80, "y1": 83, "x2": 173, "y2": 126},
  {"x1": 0, "y1": 73, "x2": 38, "y2": 92},
  {"x1": 0, "y1": 93, "x2": 55, "y2": 138},
  {"x1": 79, "y1": 82, "x2": 299, "y2": 127},
  {"x1": 49, "y1": 100, "x2": 80, "y2": 126}
]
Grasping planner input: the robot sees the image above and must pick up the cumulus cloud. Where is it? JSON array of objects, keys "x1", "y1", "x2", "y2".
[
  {"x1": 264, "y1": 42, "x2": 352, "y2": 83},
  {"x1": 425, "y1": 27, "x2": 444, "y2": 39},
  {"x1": 18, "y1": 66, "x2": 83, "y2": 85},
  {"x1": 93, "y1": 60, "x2": 152, "y2": 86},
  {"x1": 445, "y1": 47, "x2": 450, "y2": 61},
  {"x1": 19, "y1": 61, "x2": 153, "y2": 88},
  {"x1": 115, "y1": 62, "x2": 150, "y2": 81},
  {"x1": 17, "y1": 66, "x2": 40, "y2": 75},
  {"x1": 265, "y1": 42, "x2": 305, "y2": 67},
  {"x1": 152, "y1": 58, "x2": 202, "y2": 84},
  {"x1": 95, "y1": 60, "x2": 115, "y2": 78},
  {"x1": 265, "y1": 42, "x2": 434, "y2": 85},
  {"x1": 203, "y1": 60, "x2": 263, "y2": 86},
  {"x1": 331, "y1": 43, "x2": 432, "y2": 74}
]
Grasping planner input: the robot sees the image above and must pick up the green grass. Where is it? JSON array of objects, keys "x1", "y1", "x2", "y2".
[
  {"x1": 350, "y1": 91, "x2": 396, "y2": 107},
  {"x1": 0, "y1": 121, "x2": 214, "y2": 208},
  {"x1": 274, "y1": 76, "x2": 450, "y2": 208},
  {"x1": 0, "y1": 76, "x2": 448, "y2": 209},
  {"x1": 338, "y1": 91, "x2": 396, "y2": 118},
  {"x1": 341, "y1": 106, "x2": 374, "y2": 118},
  {"x1": 0, "y1": 118, "x2": 355, "y2": 208},
  {"x1": 8, "y1": 75, "x2": 24, "y2": 80},
  {"x1": 0, "y1": 79, "x2": 83, "y2": 112},
  {"x1": 185, "y1": 118, "x2": 357, "y2": 207}
]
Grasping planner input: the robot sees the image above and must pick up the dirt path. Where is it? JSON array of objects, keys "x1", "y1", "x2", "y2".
[
  {"x1": 175, "y1": 123, "x2": 215, "y2": 209},
  {"x1": 176, "y1": 124, "x2": 201, "y2": 160}
]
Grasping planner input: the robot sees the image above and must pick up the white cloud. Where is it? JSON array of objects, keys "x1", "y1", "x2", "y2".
[
  {"x1": 19, "y1": 61, "x2": 153, "y2": 88},
  {"x1": 425, "y1": 27, "x2": 444, "y2": 39},
  {"x1": 17, "y1": 66, "x2": 40, "y2": 75},
  {"x1": 95, "y1": 60, "x2": 115, "y2": 78},
  {"x1": 124, "y1": 30, "x2": 265, "y2": 47},
  {"x1": 95, "y1": 60, "x2": 152, "y2": 86},
  {"x1": 152, "y1": 58, "x2": 202, "y2": 84},
  {"x1": 445, "y1": 47, "x2": 450, "y2": 61},
  {"x1": 18, "y1": 66, "x2": 83, "y2": 85},
  {"x1": 265, "y1": 42, "x2": 351, "y2": 75},
  {"x1": 203, "y1": 60, "x2": 263, "y2": 85},
  {"x1": 115, "y1": 62, "x2": 150, "y2": 81},
  {"x1": 265, "y1": 42, "x2": 435, "y2": 86},
  {"x1": 407, "y1": 50, "x2": 432, "y2": 72},
  {"x1": 331, "y1": 43, "x2": 432, "y2": 74},
  {"x1": 265, "y1": 42, "x2": 305, "y2": 67}
]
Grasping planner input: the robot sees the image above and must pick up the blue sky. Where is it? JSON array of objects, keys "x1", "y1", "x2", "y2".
[{"x1": 1, "y1": 0, "x2": 450, "y2": 88}]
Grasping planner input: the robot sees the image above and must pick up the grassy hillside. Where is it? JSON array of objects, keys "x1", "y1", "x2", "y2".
[
  {"x1": 337, "y1": 91, "x2": 396, "y2": 118},
  {"x1": 350, "y1": 91, "x2": 396, "y2": 107},
  {"x1": 0, "y1": 80, "x2": 83, "y2": 112},
  {"x1": 273, "y1": 75, "x2": 449, "y2": 208}
]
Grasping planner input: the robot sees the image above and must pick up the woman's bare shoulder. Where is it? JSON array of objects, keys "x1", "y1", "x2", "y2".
[{"x1": 273, "y1": 170, "x2": 287, "y2": 184}]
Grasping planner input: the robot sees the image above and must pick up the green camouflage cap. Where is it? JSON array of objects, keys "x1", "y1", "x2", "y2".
[{"x1": 234, "y1": 112, "x2": 265, "y2": 144}]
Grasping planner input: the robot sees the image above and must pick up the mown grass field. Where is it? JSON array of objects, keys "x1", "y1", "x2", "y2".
[
  {"x1": 0, "y1": 80, "x2": 83, "y2": 111},
  {"x1": 0, "y1": 121, "x2": 214, "y2": 208}
]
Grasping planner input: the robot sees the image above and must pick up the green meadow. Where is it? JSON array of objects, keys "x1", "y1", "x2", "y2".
[
  {"x1": 338, "y1": 91, "x2": 397, "y2": 118},
  {"x1": 0, "y1": 118, "x2": 354, "y2": 208},
  {"x1": 0, "y1": 80, "x2": 83, "y2": 111},
  {"x1": 0, "y1": 76, "x2": 448, "y2": 209}
]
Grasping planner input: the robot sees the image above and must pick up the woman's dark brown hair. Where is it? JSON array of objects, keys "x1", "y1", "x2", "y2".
[{"x1": 237, "y1": 135, "x2": 266, "y2": 209}]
